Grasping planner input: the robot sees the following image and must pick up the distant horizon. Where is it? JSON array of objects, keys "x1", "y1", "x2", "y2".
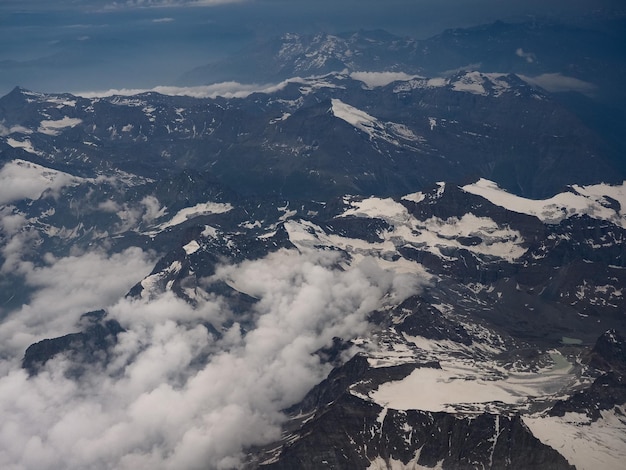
[{"x1": 2, "y1": 0, "x2": 623, "y2": 96}]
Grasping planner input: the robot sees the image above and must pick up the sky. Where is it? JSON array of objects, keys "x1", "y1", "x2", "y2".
[{"x1": 0, "y1": 0, "x2": 623, "y2": 95}]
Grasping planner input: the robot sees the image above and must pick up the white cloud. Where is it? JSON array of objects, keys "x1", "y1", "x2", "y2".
[
  {"x1": 515, "y1": 47, "x2": 536, "y2": 63},
  {"x1": 104, "y1": 0, "x2": 246, "y2": 10},
  {"x1": 0, "y1": 207, "x2": 28, "y2": 236},
  {"x1": 519, "y1": 73, "x2": 596, "y2": 95},
  {"x1": 0, "y1": 214, "x2": 41, "y2": 281},
  {"x1": 0, "y1": 247, "x2": 156, "y2": 361},
  {"x1": 0, "y1": 247, "x2": 424, "y2": 469},
  {"x1": 140, "y1": 196, "x2": 167, "y2": 223},
  {"x1": 112, "y1": 195, "x2": 168, "y2": 233},
  {"x1": 74, "y1": 79, "x2": 298, "y2": 99},
  {"x1": 0, "y1": 160, "x2": 81, "y2": 206},
  {"x1": 350, "y1": 71, "x2": 420, "y2": 88},
  {"x1": 97, "y1": 199, "x2": 121, "y2": 212},
  {"x1": 0, "y1": 122, "x2": 32, "y2": 137}
]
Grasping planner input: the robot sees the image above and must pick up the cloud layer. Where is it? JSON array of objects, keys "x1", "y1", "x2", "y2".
[
  {"x1": 74, "y1": 80, "x2": 297, "y2": 99},
  {"x1": 0, "y1": 247, "x2": 156, "y2": 365},
  {"x1": 0, "y1": 247, "x2": 423, "y2": 469},
  {"x1": 519, "y1": 73, "x2": 597, "y2": 95},
  {"x1": 0, "y1": 160, "x2": 82, "y2": 206},
  {"x1": 103, "y1": 0, "x2": 245, "y2": 9}
]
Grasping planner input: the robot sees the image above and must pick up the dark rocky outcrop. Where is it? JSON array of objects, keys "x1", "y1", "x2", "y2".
[
  {"x1": 550, "y1": 330, "x2": 626, "y2": 420},
  {"x1": 587, "y1": 329, "x2": 626, "y2": 374},
  {"x1": 393, "y1": 296, "x2": 472, "y2": 346},
  {"x1": 22, "y1": 310, "x2": 124, "y2": 378},
  {"x1": 262, "y1": 394, "x2": 574, "y2": 470}
]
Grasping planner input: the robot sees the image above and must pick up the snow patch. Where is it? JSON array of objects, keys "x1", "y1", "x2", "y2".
[
  {"x1": 331, "y1": 98, "x2": 381, "y2": 131},
  {"x1": 394, "y1": 72, "x2": 513, "y2": 97},
  {"x1": 139, "y1": 260, "x2": 183, "y2": 298},
  {"x1": 38, "y1": 117, "x2": 82, "y2": 136},
  {"x1": 330, "y1": 98, "x2": 422, "y2": 146},
  {"x1": 202, "y1": 225, "x2": 219, "y2": 238},
  {"x1": 367, "y1": 455, "x2": 433, "y2": 470},
  {"x1": 350, "y1": 71, "x2": 420, "y2": 88},
  {"x1": 371, "y1": 351, "x2": 575, "y2": 413},
  {"x1": 451, "y1": 71, "x2": 487, "y2": 95},
  {"x1": 182, "y1": 240, "x2": 200, "y2": 255},
  {"x1": 6, "y1": 138, "x2": 40, "y2": 155},
  {"x1": 340, "y1": 197, "x2": 411, "y2": 225},
  {"x1": 0, "y1": 123, "x2": 32, "y2": 136},
  {"x1": 336, "y1": 195, "x2": 525, "y2": 261},
  {"x1": 401, "y1": 192, "x2": 426, "y2": 204},
  {"x1": 269, "y1": 113, "x2": 291, "y2": 124},
  {"x1": 148, "y1": 202, "x2": 233, "y2": 234},
  {"x1": 45, "y1": 96, "x2": 78, "y2": 107},
  {"x1": 285, "y1": 197, "x2": 524, "y2": 280},
  {"x1": 463, "y1": 178, "x2": 626, "y2": 228},
  {"x1": 524, "y1": 406, "x2": 626, "y2": 470}
]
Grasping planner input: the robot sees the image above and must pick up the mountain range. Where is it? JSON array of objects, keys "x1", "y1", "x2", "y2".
[{"x1": 1, "y1": 19, "x2": 625, "y2": 470}]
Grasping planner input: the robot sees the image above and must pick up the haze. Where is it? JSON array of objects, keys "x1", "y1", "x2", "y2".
[{"x1": 1, "y1": 0, "x2": 622, "y2": 95}]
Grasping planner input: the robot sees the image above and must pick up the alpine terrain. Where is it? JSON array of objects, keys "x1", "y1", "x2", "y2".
[{"x1": 1, "y1": 19, "x2": 625, "y2": 470}]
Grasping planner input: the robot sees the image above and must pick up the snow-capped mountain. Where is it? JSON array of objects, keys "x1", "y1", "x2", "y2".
[
  {"x1": 177, "y1": 22, "x2": 626, "y2": 102},
  {"x1": 1, "y1": 69, "x2": 621, "y2": 200},
  {"x1": 1, "y1": 22, "x2": 626, "y2": 470},
  {"x1": 177, "y1": 30, "x2": 424, "y2": 87}
]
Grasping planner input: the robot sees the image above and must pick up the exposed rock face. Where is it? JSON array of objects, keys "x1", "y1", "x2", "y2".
[
  {"x1": 588, "y1": 329, "x2": 626, "y2": 373},
  {"x1": 393, "y1": 296, "x2": 473, "y2": 346},
  {"x1": 22, "y1": 310, "x2": 124, "y2": 378},
  {"x1": 550, "y1": 330, "x2": 626, "y2": 420},
  {"x1": 261, "y1": 395, "x2": 574, "y2": 470},
  {"x1": 1, "y1": 68, "x2": 621, "y2": 202}
]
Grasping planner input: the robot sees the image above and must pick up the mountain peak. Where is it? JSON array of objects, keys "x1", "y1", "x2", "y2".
[
  {"x1": 1, "y1": 86, "x2": 39, "y2": 102},
  {"x1": 589, "y1": 329, "x2": 626, "y2": 372}
]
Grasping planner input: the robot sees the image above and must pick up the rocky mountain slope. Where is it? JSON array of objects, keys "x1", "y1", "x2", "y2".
[{"x1": 1, "y1": 70, "x2": 621, "y2": 200}]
